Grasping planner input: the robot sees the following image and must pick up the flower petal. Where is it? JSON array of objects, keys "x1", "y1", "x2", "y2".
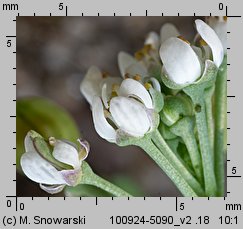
[
  {"x1": 110, "y1": 97, "x2": 150, "y2": 137},
  {"x1": 101, "y1": 84, "x2": 109, "y2": 109},
  {"x1": 195, "y1": 19, "x2": 224, "y2": 67},
  {"x1": 160, "y1": 23, "x2": 180, "y2": 43},
  {"x1": 24, "y1": 130, "x2": 42, "y2": 153},
  {"x1": 20, "y1": 151, "x2": 66, "y2": 185},
  {"x1": 125, "y1": 62, "x2": 148, "y2": 78},
  {"x1": 160, "y1": 37, "x2": 201, "y2": 85},
  {"x1": 145, "y1": 32, "x2": 160, "y2": 49},
  {"x1": 52, "y1": 140, "x2": 80, "y2": 168},
  {"x1": 80, "y1": 66, "x2": 103, "y2": 105},
  {"x1": 77, "y1": 139, "x2": 90, "y2": 160},
  {"x1": 208, "y1": 18, "x2": 227, "y2": 53},
  {"x1": 92, "y1": 96, "x2": 116, "y2": 142},
  {"x1": 101, "y1": 77, "x2": 122, "y2": 108},
  {"x1": 40, "y1": 184, "x2": 65, "y2": 194},
  {"x1": 149, "y1": 77, "x2": 161, "y2": 92},
  {"x1": 118, "y1": 52, "x2": 137, "y2": 77},
  {"x1": 118, "y1": 78, "x2": 153, "y2": 109}
]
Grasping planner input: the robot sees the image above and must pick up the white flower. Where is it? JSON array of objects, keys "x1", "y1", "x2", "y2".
[
  {"x1": 160, "y1": 23, "x2": 180, "y2": 43},
  {"x1": 118, "y1": 51, "x2": 148, "y2": 78},
  {"x1": 92, "y1": 78, "x2": 158, "y2": 143},
  {"x1": 195, "y1": 19, "x2": 224, "y2": 67},
  {"x1": 80, "y1": 66, "x2": 121, "y2": 105},
  {"x1": 207, "y1": 16, "x2": 227, "y2": 54},
  {"x1": 20, "y1": 132, "x2": 89, "y2": 194},
  {"x1": 159, "y1": 19, "x2": 224, "y2": 85},
  {"x1": 145, "y1": 32, "x2": 160, "y2": 50}
]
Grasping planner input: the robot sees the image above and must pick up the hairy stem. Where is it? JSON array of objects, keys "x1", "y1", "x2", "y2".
[
  {"x1": 81, "y1": 162, "x2": 132, "y2": 197},
  {"x1": 214, "y1": 56, "x2": 227, "y2": 196},
  {"x1": 170, "y1": 117, "x2": 203, "y2": 184},
  {"x1": 151, "y1": 130, "x2": 204, "y2": 196}
]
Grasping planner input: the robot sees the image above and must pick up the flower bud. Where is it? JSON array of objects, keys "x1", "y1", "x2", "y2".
[{"x1": 160, "y1": 95, "x2": 193, "y2": 126}]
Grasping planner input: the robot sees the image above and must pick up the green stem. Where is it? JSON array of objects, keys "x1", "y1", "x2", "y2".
[
  {"x1": 151, "y1": 130, "x2": 204, "y2": 196},
  {"x1": 214, "y1": 56, "x2": 227, "y2": 196},
  {"x1": 184, "y1": 90, "x2": 217, "y2": 196},
  {"x1": 81, "y1": 162, "x2": 132, "y2": 197},
  {"x1": 205, "y1": 85, "x2": 215, "y2": 155},
  {"x1": 170, "y1": 117, "x2": 203, "y2": 184},
  {"x1": 81, "y1": 174, "x2": 132, "y2": 197},
  {"x1": 136, "y1": 138, "x2": 200, "y2": 196}
]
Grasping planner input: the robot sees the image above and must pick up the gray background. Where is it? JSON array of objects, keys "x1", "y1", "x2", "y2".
[{"x1": 0, "y1": 0, "x2": 242, "y2": 228}]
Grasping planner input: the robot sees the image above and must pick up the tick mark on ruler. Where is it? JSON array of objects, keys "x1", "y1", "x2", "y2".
[
  {"x1": 227, "y1": 175, "x2": 242, "y2": 178},
  {"x1": 95, "y1": 197, "x2": 98, "y2": 205},
  {"x1": 65, "y1": 6, "x2": 68, "y2": 16},
  {"x1": 175, "y1": 197, "x2": 178, "y2": 211}
]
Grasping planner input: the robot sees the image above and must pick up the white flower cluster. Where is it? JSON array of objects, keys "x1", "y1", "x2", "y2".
[{"x1": 81, "y1": 18, "x2": 225, "y2": 143}]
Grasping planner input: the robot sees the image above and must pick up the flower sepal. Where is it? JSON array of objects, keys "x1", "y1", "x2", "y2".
[
  {"x1": 183, "y1": 60, "x2": 218, "y2": 103},
  {"x1": 148, "y1": 87, "x2": 164, "y2": 112},
  {"x1": 162, "y1": 60, "x2": 218, "y2": 91}
]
